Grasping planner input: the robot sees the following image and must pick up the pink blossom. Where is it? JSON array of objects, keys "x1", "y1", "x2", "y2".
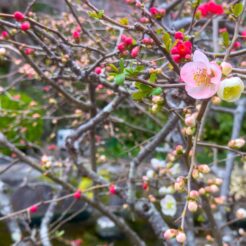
[{"x1": 180, "y1": 50, "x2": 222, "y2": 99}]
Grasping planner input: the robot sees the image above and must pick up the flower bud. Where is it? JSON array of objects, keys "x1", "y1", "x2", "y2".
[
  {"x1": 176, "y1": 232, "x2": 186, "y2": 243},
  {"x1": 228, "y1": 138, "x2": 245, "y2": 149},
  {"x1": 236, "y1": 208, "x2": 246, "y2": 220},
  {"x1": 131, "y1": 46, "x2": 140, "y2": 58},
  {"x1": 164, "y1": 229, "x2": 177, "y2": 240},
  {"x1": 185, "y1": 115, "x2": 196, "y2": 127},
  {"x1": 198, "y1": 164, "x2": 210, "y2": 174},
  {"x1": 188, "y1": 201, "x2": 198, "y2": 212},
  {"x1": 217, "y1": 77, "x2": 244, "y2": 102},
  {"x1": 221, "y1": 62, "x2": 232, "y2": 76},
  {"x1": 189, "y1": 190, "x2": 199, "y2": 199}
]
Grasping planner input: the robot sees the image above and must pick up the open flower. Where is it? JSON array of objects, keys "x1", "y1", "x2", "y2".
[
  {"x1": 217, "y1": 77, "x2": 244, "y2": 102},
  {"x1": 160, "y1": 194, "x2": 177, "y2": 216},
  {"x1": 180, "y1": 50, "x2": 222, "y2": 99}
]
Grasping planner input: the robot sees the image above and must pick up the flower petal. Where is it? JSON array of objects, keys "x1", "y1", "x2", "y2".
[
  {"x1": 210, "y1": 62, "x2": 222, "y2": 84},
  {"x1": 193, "y1": 50, "x2": 210, "y2": 67},
  {"x1": 180, "y1": 61, "x2": 207, "y2": 87},
  {"x1": 186, "y1": 83, "x2": 219, "y2": 99}
]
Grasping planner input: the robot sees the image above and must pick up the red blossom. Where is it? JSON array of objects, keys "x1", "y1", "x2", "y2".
[
  {"x1": 14, "y1": 11, "x2": 25, "y2": 22},
  {"x1": 197, "y1": 1, "x2": 224, "y2": 17},
  {"x1": 171, "y1": 40, "x2": 192, "y2": 63}
]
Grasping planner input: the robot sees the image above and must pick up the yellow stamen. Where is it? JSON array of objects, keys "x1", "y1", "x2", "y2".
[{"x1": 193, "y1": 69, "x2": 211, "y2": 86}]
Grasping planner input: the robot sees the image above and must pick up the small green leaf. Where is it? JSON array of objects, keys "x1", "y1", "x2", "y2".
[
  {"x1": 109, "y1": 64, "x2": 119, "y2": 72},
  {"x1": 118, "y1": 17, "x2": 129, "y2": 25},
  {"x1": 115, "y1": 73, "x2": 125, "y2": 85},
  {"x1": 222, "y1": 32, "x2": 229, "y2": 48},
  {"x1": 87, "y1": 10, "x2": 104, "y2": 20},
  {"x1": 163, "y1": 32, "x2": 172, "y2": 51},
  {"x1": 132, "y1": 91, "x2": 146, "y2": 100},
  {"x1": 135, "y1": 82, "x2": 152, "y2": 93},
  {"x1": 149, "y1": 73, "x2": 157, "y2": 83},
  {"x1": 119, "y1": 58, "x2": 125, "y2": 73},
  {"x1": 232, "y1": 3, "x2": 244, "y2": 17},
  {"x1": 151, "y1": 87, "x2": 162, "y2": 96},
  {"x1": 55, "y1": 230, "x2": 65, "y2": 238}
]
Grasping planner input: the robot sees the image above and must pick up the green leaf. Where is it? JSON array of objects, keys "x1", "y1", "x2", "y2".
[
  {"x1": 87, "y1": 10, "x2": 104, "y2": 20},
  {"x1": 163, "y1": 32, "x2": 172, "y2": 51},
  {"x1": 232, "y1": 3, "x2": 244, "y2": 17},
  {"x1": 132, "y1": 91, "x2": 146, "y2": 100},
  {"x1": 118, "y1": 17, "x2": 129, "y2": 25},
  {"x1": 149, "y1": 73, "x2": 157, "y2": 83},
  {"x1": 55, "y1": 230, "x2": 65, "y2": 238},
  {"x1": 150, "y1": 87, "x2": 162, "y2": 96},
  {"x1": 119, "y1": 58, "x2": 125, "y2": 73},
  {"x1": 114, "y1": 73, "x2": 125, "y2": 85},
  {"x1": 109, "y1": 64, "x2": 119, "y2": 72},
  {"x1": 135, "y1": 82, "x2": 152, "y2": 93},
  {"x1": 222, "y1": 32, "x2": 229, "y2": 48}
]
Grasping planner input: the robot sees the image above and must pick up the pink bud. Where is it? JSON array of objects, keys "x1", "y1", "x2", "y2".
[
  {"x1": 21, "y1": 21, "x2": 31, "y2": 31},
  {"x1": 164, "y1": 229, "x2": 177, "y2": 240},
  {"x1": 233, "y1": 41, "x2": 241, "y2": 49},
  {"x1": 135, "y1": 1, "x2": 142, "y2": 7},
  {"x1": 139, "y1": 17, "x2": 149, "y2": 23},
  {"x1": 209, "y1": 184, "x2": 219, "y2": 193},
  {"x1": 189, "y1": 190, "x2": 199, "y2": 199},
  {"x1": 95, "y1": 67, "x2": 102, "y2": 74},
  {"x1": 142, "y1": 37, "x2": 154, "y2": 45},
  {"x1": 124, "y1": 37, "x2": 133, "y2": 46},
  {"x1": 142, "y1": 182, "x2": 148, "y2": 190},
  {"x1": 1, "y1": 31, "x2": 8, "y2": 39},
  {"x1": 176, "y1": 232, "x2": 186, "y2": 243},
  {"x1": 109, "y1": 184, "x2": 116, "y2": 195},
  {"x1": 14, "y1": 11, "x2": 25, "y2": 22},
  {"x1": 24, "y1": 48, "x2": 34, "y2": 55},
  {"x1": 174, "y1": 31, "x2": 184, "y2": 40},
  {"x1": 188, "y1": 201, "x2": 198, "y2": 212},
  {"x1": 131, "y1": 46, "x2": 140, "y2": 58},
  {"x1": 236, "y1": 208, "x2": 246, "y2": 219},
  {"x1": 72, "y1": 31, "x2": 80, "y2": 39},
  {"x1": 242, "y1": 30, "x2": 246, "y2": 40},
  {"x1": 185, "y1": 115, "x2": 196, "y2": 127},
  {"x1": 221, "y1": 62, "x2": 232, "y2": 76},
  {"x1": 73, "y1": 190, "x2": 82, "y2": 199},
  {"x1": 121, "y1": 35, "x2": 128, "y2": 42},
  {"x1": 117, "y1": 42, "x2": 125, "y2": 52},
  {"x1": 28, "y1": 204, "x2": 38, "y2": 213},
  {"x1": 199, "y1": 187, "x2": 206, "y2": 195},
  {"x1": 198, "y1": 164, "x2": 210, "y2": 174},
  {"x1": 172, "y1": 54, "x2": 181, "y2": 63}
]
